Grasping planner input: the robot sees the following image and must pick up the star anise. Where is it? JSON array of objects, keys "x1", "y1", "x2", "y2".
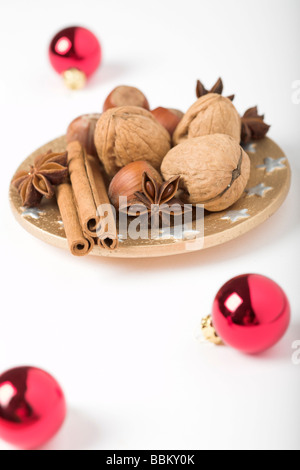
[
  {"x1": 241, "y1": 106, "x2": 270, "y2": 143},
  {"x1": 12, "y1": 150, "x2": 68, "y2": 207},
  {"x1": 123, "y1": 172, "x2": 187, "y2": 226},
  {"x1": 196, "y1": 77, "x2": 235, "y2": 101}
]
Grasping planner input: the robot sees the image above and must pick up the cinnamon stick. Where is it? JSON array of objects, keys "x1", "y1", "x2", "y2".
[
  {"x1": 86, "y1": 154, "x2": 119, "y2": 250},
  {"x1": 67, "y1": 141, "x2": 118, "y2": 250},
  {"x1": 56, "y1": 183, "x2": 94, "y2": 256},
  {"x1": 67, "y1": 141, "x2": 100, "y2": 237},
  {"x1": 95, "y1": 208, "x2": 119, "y2": 250},
  {"x1": 97, "y1": 237, "x2": 118, "y2": 250}
]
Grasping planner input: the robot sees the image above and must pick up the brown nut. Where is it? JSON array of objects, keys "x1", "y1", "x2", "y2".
[
  {"x1": 151, "y1": 107, "x2": 183, "y2": 137},
  {"x1": 161, "y1": 134, "x2": 250, "y2": 212},
  {"x1": 103, "y1": 85, "x2": 150, "y2": 112},
  {"x1": 94, "y1": 106, "x2": 171, "y2": 178},
  {"x1": 173, "y1": 94, "x2": 241, "y2": 145},
  {"x1": 66, "y1": 113, "x2": 101, "y2": 157},
  {"x1": 108, "y1": 161, "x2": 162, "y2": 210}
]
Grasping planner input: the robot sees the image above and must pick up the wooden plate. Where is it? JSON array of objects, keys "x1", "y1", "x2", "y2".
[{"x1": 9, "y1": 136, "x2": 291, "y2": 258}]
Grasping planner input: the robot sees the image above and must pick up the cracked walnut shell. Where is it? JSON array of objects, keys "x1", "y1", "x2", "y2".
[
  {"x1": 161, "y1": 134, "x2": 250, "y2": 212},
  {"x1": 173, "y1": 93, "x2": 241, "y2": 145},
  {"x1": 94, "y1": 106, "x2": 171, "y2": 178}
]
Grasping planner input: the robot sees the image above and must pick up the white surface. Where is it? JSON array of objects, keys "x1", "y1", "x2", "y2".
[{"x1": 0, "y1": 0, "x2": 299, "y2": 451}]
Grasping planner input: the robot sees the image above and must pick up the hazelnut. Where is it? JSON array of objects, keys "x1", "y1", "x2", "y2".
[
  {"x1": 94, "y1": 106, "x2": 171, "y2": 178},
  {"x1": 66, "y1": 113, "x2": 101, "y2": 157},
  {"x1": 103, "y1": 85, "x2": 150, "y2": 112},
  {"x1": 108, "y1": 161, "x2": 162, "y2": 210},
  {"x1": 173, "y1": 94, "x2": 241, "y2": 145},
  {"x1": 151, "y1": 107, "x2": 183, "y2": 137},
  {"x1": 161, "y1": 134, "x2": 250, "y2": 212},
  {"x1": 168, "y1": 108, "x2": 184, "y2": 120}
]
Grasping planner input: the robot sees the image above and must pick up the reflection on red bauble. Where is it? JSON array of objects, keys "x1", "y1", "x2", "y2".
[
  {"x1": 212, "y1": 274, "x2": 290, "y2": 354},
  {"x1": 49, "y1": 26, "x2": 101, "y2": 88},
  {"x1": 0, "y1": 367, "x2": 66, "y2": 449}
]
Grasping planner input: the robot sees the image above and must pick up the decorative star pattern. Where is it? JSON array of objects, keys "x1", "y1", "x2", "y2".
[
  {"x1": 57, "y1": 220, "x2": 64, "y2": 229},
  {"x1": 21, "y1": 207, "x2": 45, "y2": 220},
  {"x1": 242, "y1": 142, "x2": 257, "y2": 154},
  {"x1": 182, "y1": 229, "x2": 201, "y2": 240},
  {"x1": 246, "y1": 183, "x2": 273, "y2": 197},
  {"x1": 157, "y1": 227, "x2": 201, "y2": 241},
  {"x1": 257, "y1": 157, "x2": 286, "y2": 173},
  {"x1": 221, "y1": 209, "x2": 250, "y2": 223}
]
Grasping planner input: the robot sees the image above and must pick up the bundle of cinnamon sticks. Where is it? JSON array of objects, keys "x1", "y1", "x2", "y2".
[{"x1": 56, "y1": 141, "x2": 118, "y2": 256}]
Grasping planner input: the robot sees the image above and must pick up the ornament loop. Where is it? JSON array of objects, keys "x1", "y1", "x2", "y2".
[
  {"x1": 63, "y1": 68, "x2": 86, "y2": 90},
  {"x1": 201, "y1": 315, "x2": 223, "y2": 345}
]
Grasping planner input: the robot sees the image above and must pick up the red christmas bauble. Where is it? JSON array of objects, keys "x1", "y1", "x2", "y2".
[
  {"x1": 0, "y1": 367, "x2": 66, "y2": 449},
  {"x1": 212, "y1": 274, "x2": 290, "y2": 354},
  {"x1": 49, "y1": 26, "x2": 101, "y2": 88}
]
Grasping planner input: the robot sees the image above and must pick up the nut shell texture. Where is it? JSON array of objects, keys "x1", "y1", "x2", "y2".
[
  {"x1": 173, "y1": 94, "x2": 241, "y2": 145},
  {"x1": 66, "y1": 113, "x2": 101, "y2": 157},
  {"x1": 103, "y1": 85, "x2": 150, "y2": 111},
  {"x1": 108, "y1": 161, "x2": 162, "y2": 209},
  {"x1": 161, "y1": 134, "x2": 250, "y2": 212},
  {"x1": 94, "y1": 106, "x2": 171, "y2": 177}
]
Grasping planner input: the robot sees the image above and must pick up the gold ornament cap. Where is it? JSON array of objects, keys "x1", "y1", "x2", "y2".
[
  {"x1": 201, "y1": 315, "x2": 223, "y2": 345},
  {"x1": 63, "y1": 68, "x2": 86, "y2": 90}
]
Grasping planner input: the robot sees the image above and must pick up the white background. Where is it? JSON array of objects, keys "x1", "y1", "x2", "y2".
[{"x1": 0, "y1": 0, "x2": 299, "y2": 451}]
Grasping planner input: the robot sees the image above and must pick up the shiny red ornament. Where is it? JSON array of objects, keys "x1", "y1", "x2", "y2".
[
  {"x1": 0, "y1": 367, "x2": 66, "y2": 449},
  {"x1": 49, "y1": 26, "x2": 101, "y2": 88},
  {"x1": 212, "y1": 274, "x2": 290, "y2": 354}
]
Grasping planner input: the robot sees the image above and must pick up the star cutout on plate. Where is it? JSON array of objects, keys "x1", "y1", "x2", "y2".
[
  {"x1": 246, "y1": 183, "x2": 273, "y2": 197},
  {"x1": 21, "y1": 207, "x2": 45, "y2": 220},
  {"x1": 57, "y1": 220, "x2": 64, "y2": 229},
  {"x1": 182, "y1": 229, "x2": 201, "y2": 240},
  {"x1": 257, "y1": 157, "x2": 286, "y2": 173},
  {"x1": 221, "y1": 209, "x2": 250, "y2": 223},
  {"x1": 118, "y1": 234, "x2": 126, "y2": 243},
  {"x1": 154, "y1": 227, "x2": 201, "y2": 241},
  {"x1": 242, "y1": 142, "x2": 257, "y2": 154}
]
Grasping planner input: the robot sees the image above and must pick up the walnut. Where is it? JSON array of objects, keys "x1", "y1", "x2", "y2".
[
  {"x1": 94, "y1": 106, "x2": 171, "y2": 178},
  {"x1": 161, "y1": 134, "x2": 250, "y2": 212},
  {"x1": 173, "y1": 93, "x2": 241, "y2": 145}
]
